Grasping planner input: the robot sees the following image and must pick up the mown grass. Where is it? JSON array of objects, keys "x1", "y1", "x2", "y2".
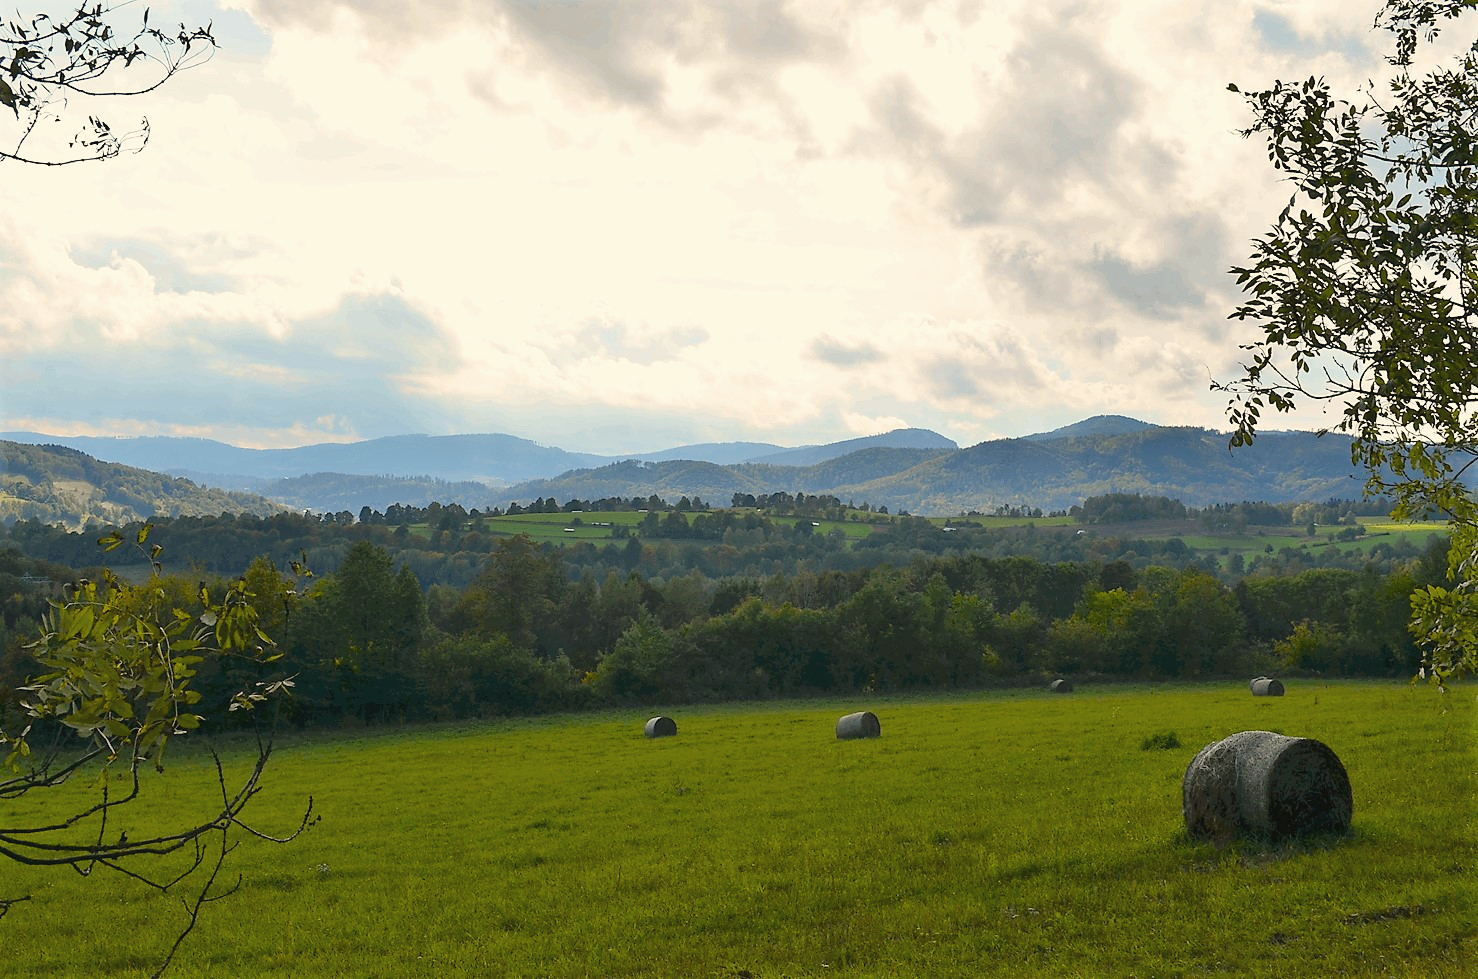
[
  {"x1": 412, "y1": 508, "x2": 1445, "y2": 557},
  {"x1": 4, "y1": 682, "x2": 1472, "y2": 978},
  {"x1": 480, "y1": 510, "x2": 894, "y2": 545}
]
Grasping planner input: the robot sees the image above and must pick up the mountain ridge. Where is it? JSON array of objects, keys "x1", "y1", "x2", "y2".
[
  {"x1": 2, "y1": 419, "x2": 1382, "y2": 519},
  {"x1": 0, "y1": 427, "x2": 958, "y2": 487}
]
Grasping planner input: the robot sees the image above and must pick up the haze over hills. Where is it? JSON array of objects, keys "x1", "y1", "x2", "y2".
[
  {"x1": 1, "y1": 419, "x2": 1386, "y2": 521},
  {"x1": 0, "y1": 428, "x2": 955, "y2": 488},
  {"x1": 0, "y1": 431, "x2": 610, "y2": 487},
  {"x1": 745, "y1": 428, "x2": 958, "y2": 467},
  {"x1": 501, "y1": 426, "x2": 1371, "y2": 515},
  {"x1": 1020, "y1": 414, "x2": 1157, "y2": 442}
]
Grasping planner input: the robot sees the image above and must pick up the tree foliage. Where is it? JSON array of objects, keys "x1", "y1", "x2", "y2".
[
  {"x1": 0, "y1": 2, "x2": 215, "y2": 165},
  {"x1": 1219, "y1": 0, "x2": 1478, "y2": 682},
  {"x1": 0, "y1": 527, "x2": 313, "y2": 977}
]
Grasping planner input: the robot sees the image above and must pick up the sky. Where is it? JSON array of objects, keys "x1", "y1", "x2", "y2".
[{"x1": 0, "y1": 0, "x2": 1403, "y2": 455}]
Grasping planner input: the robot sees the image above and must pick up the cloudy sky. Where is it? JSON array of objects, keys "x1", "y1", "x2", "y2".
[{"x1": 0, "y1": 0, "x2": 1397, "y2": 454}]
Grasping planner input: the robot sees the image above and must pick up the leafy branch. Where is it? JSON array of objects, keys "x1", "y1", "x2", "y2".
[
  {"x1": 0, "y1": 2, "x2": 216, "y2": 165},
  {"x1": 0, "y1": 525, "x2": 316, "y2": 975}
]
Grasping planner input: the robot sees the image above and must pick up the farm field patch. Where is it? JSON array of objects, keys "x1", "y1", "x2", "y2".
[{"x1": 5, "y1": 682, "x2": 1472, "y2": 977}]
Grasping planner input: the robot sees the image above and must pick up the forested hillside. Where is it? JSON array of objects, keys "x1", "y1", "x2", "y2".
[
  {"x1": 0, "y1": 440, "x2": 282, "y2": 529},
  {"x1": 259, "y1": 472, "x2": 504, "y2": 513},
  {"x1": 4, "y1": 422, "x2": 1381, "y2": 517}
]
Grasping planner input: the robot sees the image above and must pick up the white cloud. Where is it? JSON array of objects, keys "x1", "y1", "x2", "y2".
[{"x1": 0, "y1": 0, "x2": 1410, "y2": 454}]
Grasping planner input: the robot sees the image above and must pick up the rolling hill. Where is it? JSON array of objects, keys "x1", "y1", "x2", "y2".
[
  {"x1": 1, "y1": 420, "x2": 1384, "y2": 520},
  {"x1": 0, "y1": 440, "x2": 283, "y2": 530},
  {"x1": 493, "y1": 426, "x2": 1372, "y2": 515},
  {"x1": 0, "y1": 428, "x2": 954, "y2": 488}
]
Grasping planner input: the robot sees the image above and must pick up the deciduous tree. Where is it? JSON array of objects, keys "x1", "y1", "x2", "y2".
[
  {"x1": 1220, "y1": 0, "x2": 1478, "y2": 682},
  {"x1": 0, "y1": 529, "x2": 313, "y2": 977}
]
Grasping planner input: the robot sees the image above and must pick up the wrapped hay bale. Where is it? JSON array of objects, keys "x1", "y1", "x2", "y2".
[
  {"x1": 836, "y1": 710, "x2": 881, "y2": 740},
  {"x1": 1049, "y1": 678, "x2": 1073, "y2": 693},
  {"x1": 644, "y1": 716, "x2": 677, "y2": 738},
  {"x1": 1250, "y1": 677, "x2": 1285, "y2": 696},
  {"x1": 1183, "y1": 730, "x2": 1352, "y2": 841}
]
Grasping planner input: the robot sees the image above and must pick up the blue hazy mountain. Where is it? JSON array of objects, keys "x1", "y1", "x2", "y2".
[
  {"x1": 744, "y1": 428, "x2": 958, "y2": 467},
  {"x1": 0, "y1": 427, "x2": 955, "y2": 485},
  {"x1": 2, "y1": 420, "x2": 1379, "y2": 517},
  {"x1": 1022, "y1": 415, "x2": 1157, "y2": 441}
]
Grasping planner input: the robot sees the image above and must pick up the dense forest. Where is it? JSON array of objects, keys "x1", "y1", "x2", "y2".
[{"x1": 0, "y1": 494, "x2": 1443, "y2": 729}]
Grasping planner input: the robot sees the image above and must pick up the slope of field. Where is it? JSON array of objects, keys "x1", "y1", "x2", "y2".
[{"x1": 5, "y1": 682, "x2": 1472, "y2": 978}]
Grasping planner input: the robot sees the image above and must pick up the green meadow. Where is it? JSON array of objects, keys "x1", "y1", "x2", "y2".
[
  {"x1": 3, "y1": 682, "x2": 1473, "y2": 978},
  {"x1": 438, "y1": 508, "x2": 1445, "y2": 559}
]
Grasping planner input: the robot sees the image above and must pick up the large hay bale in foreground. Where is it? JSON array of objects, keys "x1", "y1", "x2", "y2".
[
  {"x1": 1183, "y1": 730, "x2": 1352, "y2": 841},
  {"x1": 836, "y1": 711, "x2": 881, "y2": 740},
  {"x1": 644, "y1": 716, "x2": 677, "y2": 738},
  {"x1": 1049, "y1": 678, "x2": 1073, "y2": 693},
  {"x1": 1250, "y1": 677, "x2": 1285, "y2": 696}
]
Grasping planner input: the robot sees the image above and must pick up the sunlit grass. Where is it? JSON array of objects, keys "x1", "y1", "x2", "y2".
[{"x1": 6, "y1": 682, "x2": 1471, "y2": 977}]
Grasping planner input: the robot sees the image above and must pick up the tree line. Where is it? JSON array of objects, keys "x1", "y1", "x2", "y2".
[
  {"x1": 0, "y1": 493, "x2": 1434, "y2": 597},
  {"x1": 1, "y1": 528, "x2": 1443, "y2": 729}
]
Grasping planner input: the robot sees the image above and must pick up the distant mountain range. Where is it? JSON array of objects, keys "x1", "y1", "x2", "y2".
[
  {"x1": 0, "y1": 427, "x2": 957, "y2": 488},
  {"x1": 1, "y1": 416, "x2": 1379, "y2": 519}
]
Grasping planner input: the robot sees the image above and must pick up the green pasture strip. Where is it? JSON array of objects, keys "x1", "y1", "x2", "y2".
[
  {"x1": 491, "y1": 511, "x2": 646, "y2": 527},
  {"x1": 482, "y1": 511, "x2": 647, "y2": 542},
  {"x1": 929, "y1": 516, "x2": 1077, "y2": 529},
  {"x1": 486, "y1": 521, "x2": 612, "y2": 542},
  {"x1": 5, "y1": 682, "x2": 1472, "y2": 978},
  {"x1": 1357, "y1": 519, "x2": 1447, "y2": 534}
]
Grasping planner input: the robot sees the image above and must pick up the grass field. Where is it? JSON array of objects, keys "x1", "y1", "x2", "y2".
[
  {"x1": 478, "y1": 509, "x2": 1082, "y2": 545},
  {"x1": 457, "y1": 509, "x2": 1446, "y2": 560},
  {"x1": 4, "y1": 682, "x2": 1473, "y2": 978}
]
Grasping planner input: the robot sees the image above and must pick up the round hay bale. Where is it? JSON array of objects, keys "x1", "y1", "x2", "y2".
[
  {"x1": 1249, "y1": 676, "x2": 1266, "y2": 692},
  {"x1": 1183, "y1": 730, "x2": 1352, "y2": 841},
  {"x1": 836, "y1": 710, "x2": 881, "y2": 740},
  {"x1": 1049, "y1": 678, "x2": 1073, "y2": 693},
  {"x1": 1250, "y1": 677, "x2": 1285, "y2": 697},
  {"x1": 644, "y1": 715, "x2": 677, "y2": 738},
  {"x1": 1182, "y1": 733, "x2": 1245, "y2": 841}
]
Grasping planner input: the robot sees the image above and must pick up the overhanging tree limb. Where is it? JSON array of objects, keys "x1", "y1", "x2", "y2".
[
  {"x1": 1, "y1": 529, "x2": 316, "y2": 975},
  {"x1": 0, "y1": 2, "x2": 216, "y2": 165},
  {"x1": 1218, "y1": 0, "x2": 1478, "y2": 684}
]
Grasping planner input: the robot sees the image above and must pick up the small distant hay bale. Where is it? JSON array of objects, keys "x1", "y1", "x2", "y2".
[
  {"x1": 1250, "y1": 677, "x2": 1285, "y2": 697},
  {"x1": 644, "y1": 716, "x2": 677, "y2": 738},
  {"x1": 1183, "y1": 730, "x2": 1352, "y2": 841},
  {"x1": 1049, "y1": 678, "x2": 1073, "y2": 693},
  {"x1": 836, "y1": 711, "x2": 881, "y2": 740}
]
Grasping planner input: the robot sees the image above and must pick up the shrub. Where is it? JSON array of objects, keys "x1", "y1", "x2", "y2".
[{"x1": 1140, "y1": 730, "x2": 1183, "y2": 751}]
